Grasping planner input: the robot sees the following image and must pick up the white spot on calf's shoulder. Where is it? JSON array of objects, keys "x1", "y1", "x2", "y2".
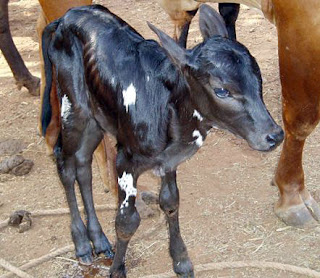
[
  {"x1": 61, "y1": 95, "x2": 72, "y2": 122},
  {"x1": 118, "y1": 172, "x2": 137, "y2": 210},
  {"x1": 193, "y1": 110, "x2": 203, "y2": 121},
  {"x1": 122, "y1": 83, "x2": 136, "y2": 112},
  {"x1": 193, "y1": 130, "x2": 203, "y2": 147}
]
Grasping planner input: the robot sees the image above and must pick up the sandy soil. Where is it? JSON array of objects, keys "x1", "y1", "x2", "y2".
[{"x1": 1, "y1": 0, "x2": 320, "y2": 277}]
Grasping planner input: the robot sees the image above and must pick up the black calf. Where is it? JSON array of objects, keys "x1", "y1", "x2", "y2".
[{"x1": 42, "y1": 4, "x2": 283, "y2": 277}]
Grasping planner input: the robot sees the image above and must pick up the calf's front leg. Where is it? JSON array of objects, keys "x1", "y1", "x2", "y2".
[
  {"x1": 160, "y1": 171, "x2": 194, "y2": 277},
  {"x1": 110, "y1": 150, "x2": 141, "y2": 278}
]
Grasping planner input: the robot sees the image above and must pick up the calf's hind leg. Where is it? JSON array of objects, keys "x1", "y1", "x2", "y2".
[
  {"x1": 160, "y1": 171, "x2": 194, "y2": 277},
  {"x1": 56, "y1": 128, "x2": 94, "y2": 264},
  {"x1": 74, "y1": 120, "x2": 114, "y2": 259},
  {"x1": 57, "y1": 111, "x2": 113, "y2": 263}
]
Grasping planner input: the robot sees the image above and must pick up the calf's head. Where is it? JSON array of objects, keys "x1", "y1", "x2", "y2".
[{"x1": 149, "y1": 4, "x2": 283, "y2": 151}]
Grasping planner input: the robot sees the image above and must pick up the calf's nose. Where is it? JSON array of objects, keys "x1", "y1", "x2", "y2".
[{"x1": 266, "y1": 128, "x2": 284, "y2": 148}]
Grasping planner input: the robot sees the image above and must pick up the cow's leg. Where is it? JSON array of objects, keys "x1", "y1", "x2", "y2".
[
  {"x1": 0, "y1": 0, "x2": 39, "y2": 95},
  {"x1": 110, "y1": 149, "x2": 141, "y2": 277},
  {"x1": 218, "y1": 3, "x2": 240, "y2": 40},
  {"x1": 94, "y1": 136, "x2": 117, "y2": 196},
  {"x1": 75, "y1": 121, "x2": 114, "y2": 259},
  {"x1": 160, "y1": 171, "x2": 194, "y2": 277},
  {"x1": 271, "y1": 4, "x2": 320, "y2": 226},
  {"x1": 176, "y1": 9, "x2": 198, "y2": 48},
  {"x1": 37, "y1": 9, "x2": 48, "y2": 136},
  {"x1": 273, "y1": 100, "x2": 320, "y2": 227}
]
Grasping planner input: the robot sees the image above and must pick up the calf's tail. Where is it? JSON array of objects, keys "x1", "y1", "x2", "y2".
[{"x1": 41, "y1": 19, "x2": 60, "y2": 137}]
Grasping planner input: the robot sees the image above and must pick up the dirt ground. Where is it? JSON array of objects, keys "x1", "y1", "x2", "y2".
[{"x1": 1, "y1": 0, "x2": 320, "y2": 277}]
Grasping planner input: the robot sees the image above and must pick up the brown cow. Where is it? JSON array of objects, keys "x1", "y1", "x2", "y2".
[{"x1": 197, "y1": 0, "x2": 320, "y2": 227}]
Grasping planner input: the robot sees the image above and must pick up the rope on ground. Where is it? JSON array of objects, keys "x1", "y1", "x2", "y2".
[
  {"x1": 0, "y1": 258, "x2": 34, "y2": 278},
  {"x1": 0, "y1": 213, "x2": 163, "y2": 278},
  {"x1": 142, "y1": 260, "x2": 320, "y2": 278},
  {"x1": 0, "y1": 204, "x2": 116, "y2": 230},
  {"x1": 0, "y1": 245, "x2": 74, "y2": 278},
  {"x1": 3, "y1": 213, "x2": 319, "y2": 278}
]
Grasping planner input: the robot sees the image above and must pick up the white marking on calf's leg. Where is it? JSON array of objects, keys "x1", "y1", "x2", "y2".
[
  {"x1": 192, "y1": 130, "x2": 203, "y2": 147},
  {"x1": 118, "y1": 172, "x2": 137, "y2": 211},
  {"x1": 193, "y1": 110, "x2": 203, "y2": 121},
  {"x1": 61, "y1": 95, "x2": 72, "y2": 124},
  {"x1": 122, "y1": 83, "x2": 136, "y2": 112}
]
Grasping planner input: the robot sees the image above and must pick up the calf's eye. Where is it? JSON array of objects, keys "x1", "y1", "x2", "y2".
[{"x1": 214, "y1": 88, "x2": 230, "y2": 98}]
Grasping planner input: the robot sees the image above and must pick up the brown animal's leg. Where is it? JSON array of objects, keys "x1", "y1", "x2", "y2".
[
  {"x1": 0, "y1": 0, "x2": 39, "y2": 95},
  {"x1": 38, "y1": 12, "x2": 61, "y2": 155},
  {"x1": 37, "y1": 9, "x2": 48, "y2": 136},
  {"x1": 273, "y1": 101, "x2": 320, "y2": 227},
  {"x1": 173, "y1": 9, "x2": 198, "y2": 48},
  {"x1": 43, "y1": 67, "x2": 60, "y2": 155},
  {"x1": 94, "y1": 136, "x2": 117, "y2": 196},
  {"x1": 272, "y1": 0, "x2": 320, "y2": 227}
]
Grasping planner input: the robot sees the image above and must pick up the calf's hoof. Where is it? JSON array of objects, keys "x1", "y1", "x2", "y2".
[
  {"x1": 78, "y1": 253, "x2": 94, "y2": 266},
  {"x1": 110, "y1": 267, "x2": 126, "y2": 278},
  {"x1": 177, "y1": 272, "x2": 195, "y2": 278},
  {"x1": 274, "y1": 196, "x2": 320, "y2": 227},
  {"x1": 174, "y1": 259, "x2": 194, "y2": 278}
]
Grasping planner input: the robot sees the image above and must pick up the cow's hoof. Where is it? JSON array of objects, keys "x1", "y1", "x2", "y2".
[
  {"x1": 16, "y1": 76, "x2": 40, "y2": 96},
  {"x1": 274, "y1": 202, "x2": 318, "y2": 227},
  {"x1": 174, "y1": 259, "x2": 194, "y2": 278},
  {"x1": 78, "y1": 254, "x2": 93, "y2": 265},
  {"x1": 303, "y1": 196, "x2": 320, "y2": 222}
]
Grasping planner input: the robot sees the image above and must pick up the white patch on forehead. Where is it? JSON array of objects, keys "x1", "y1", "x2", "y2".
[
  {"x1": 193, "y1": 110, "x2": 203, "y2": 121},
  {"x1": 122, "y1": 83, "x2": 136, "y2": 112},
  {"x1": 146, "y1": 75, "x2": 150, "y2": 82},
  {"x1": 118, "y1": 172, "x2": 137, "y2": 211},
  {"x1": 192, "y1": 130, "x2": 203, "y2": 147},
  {"x1": 61, "y1": 95, "x2": 72, "y2": 123},
  {"x1": 111, "y1": 77, "x2": 115, "y2": 85}
]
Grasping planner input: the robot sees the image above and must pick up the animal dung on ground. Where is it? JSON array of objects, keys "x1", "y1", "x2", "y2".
[
  {"x1": 0, "y1": 154, "x2": 34, "y2": 176},
  {"x1": 8, "y1": 210, "x2": 33, "y2": 233}
]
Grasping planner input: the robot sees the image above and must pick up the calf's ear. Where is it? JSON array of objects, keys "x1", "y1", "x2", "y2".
[
  {"x1": 148, "y1": 22, "x2": 195, "y2": 70},
  {"x1": 199, "y1": 4, "x2": 228, "y2": 40}
]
